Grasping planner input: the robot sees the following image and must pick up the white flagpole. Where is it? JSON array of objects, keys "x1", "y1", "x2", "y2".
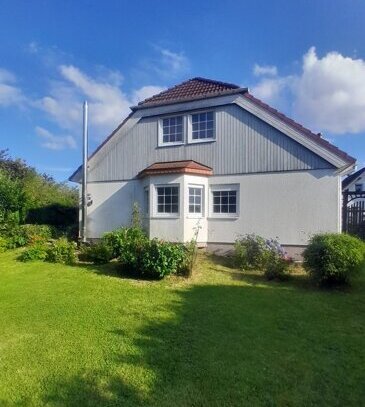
[{"x1": 81, "y1": 100, "x2": 88, "y2": 243}]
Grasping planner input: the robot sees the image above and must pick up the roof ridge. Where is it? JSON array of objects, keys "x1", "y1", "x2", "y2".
[
  {"x1": 136, "y1": 77, "x2": 243, "y2": 108},
  {"x1": 190, "y1": 77, "x2": 240, "y2": 89},
  {"x1": 138, "y1": 78, "x2": 193, "y2": 106}
]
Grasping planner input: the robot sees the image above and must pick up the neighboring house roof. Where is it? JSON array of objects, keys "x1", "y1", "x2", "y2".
[
  {"x1": 132, "y1": 77, "x2": 247, "y2": 110},
  {"x1": 342, "y1": 167, "x2": 365, "y2": 190},
  {"x1": 138, "y1": 160, "x2": 213, "y2": 178},
  {"x1": 69, "y1": 77, "x2": 356, "y2": 182}
]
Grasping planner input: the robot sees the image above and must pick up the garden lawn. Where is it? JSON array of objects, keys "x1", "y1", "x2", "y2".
[{"x1": 0, "y1": 250, "x2": 364, "y2": 407}]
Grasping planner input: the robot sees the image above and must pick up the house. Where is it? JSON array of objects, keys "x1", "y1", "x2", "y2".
[
  {"x1": 69, "y1": 77, "x2": 356, "y2": 258},
  {"x1": 342, "y1": 167, "x2": 365, "y2": 239},
  {"x1": 342, "y1": 167, "x2": 365, "y2": 203}
]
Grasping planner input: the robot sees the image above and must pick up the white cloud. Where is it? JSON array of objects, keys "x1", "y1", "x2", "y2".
[
  {"x1": 131, "y1": 85, "x2": 166, "y2": 105},
  {"x1": 34, "y1": 64, "x2": 167, "y2": 140},
  {"x1": 251, "y1": 47, "x2": 365, "y2": 134},
  {"x1": 136, "y1": 46, "x2": 190, "y2": 81},
  {"x1": 36, "y1": 126, "x2": 77, "y2": 150},
  {"x1": 159, "y1": 48, "x2": 190, "y2": 76},
  {"x1": 0, "y1": 68, "x2": 25, "y2": 107},
  {"x1": 253, "y1": 64, "x2": 278, "y2": 77},
  {"x1": 251, "y1": 76, "x2": 292, "y2": 105},
  {"x1": 293, "y1": 47, "x2": 365, "y2": 134}
]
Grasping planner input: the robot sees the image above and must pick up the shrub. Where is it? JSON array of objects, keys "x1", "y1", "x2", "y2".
[
  {"x1": 80, "y1": 241, "x2": 114, "y2": 264},
  {"x1": 3, "y1": 224, "x2": 54, "y2": 248},
  {"x1": 264, "y1": 255, "x2": 291, "y2": 281},
  {"x1": 19, "y1": 224, "x2": 53, "y2": 245},
  {"x1": 103, "y1": 227, "x2": 148, "y2": 261},
  {"x1": 0, "y1": 236, "x2": 8, "y2": 252},
  {"x1": 234, "y1": 234, "x2": 271, "y2": 270},
  {"x1": 139, "y1": 239, "x2": 187, "y2": 279},
  {"x1": 18, "y1": 243, "x2": 48, "y2": 262},
  {"x1": 46, "y1": 238, "x2": 77, "y2": 265},
  {"x1": 303, "y1": 233, "x2": 365, "y2": 286}
]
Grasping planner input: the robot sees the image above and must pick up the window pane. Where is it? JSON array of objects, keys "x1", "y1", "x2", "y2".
[
  {"x1": 212, "y1": 189, "x2": 237, "y2": 214},
  {"x1": 157, "y1": 186, "x2": 179, "y2": 213},
  {"x1": 228, "y1": 205, "x2": 236, "y2": 213},
  {"x1": 157, "y1": 204, "x2": 164, "y2": 213},
  {"x1": 189, "y1": 187, "x2": 202, "y2": 214},
  {"x1": 162, "y1": 116, "x2": 184, "y2": 143},
  {"x1": 190, "y1": 112, "x2": 214, "y2": 140},
  {"x1": 213, "y1": 204, "x2": 220, "y2": 213}
]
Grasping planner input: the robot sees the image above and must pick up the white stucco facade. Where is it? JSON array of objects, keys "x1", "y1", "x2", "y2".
[
  {"x1": 85, "y1": 168, "x2": 341, "y2": 246},
  {"x1": 71, "y1": 78, "x2": 356, "y2": 249}
]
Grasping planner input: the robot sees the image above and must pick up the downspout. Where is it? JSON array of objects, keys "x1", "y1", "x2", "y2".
[{"x1": 81, "y1": 100, "x2": 88, "y2": 243}]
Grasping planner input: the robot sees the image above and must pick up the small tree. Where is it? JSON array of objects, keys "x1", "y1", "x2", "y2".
[{"x1": 131, "y1": 202, "x2": 142, "y2": 229}]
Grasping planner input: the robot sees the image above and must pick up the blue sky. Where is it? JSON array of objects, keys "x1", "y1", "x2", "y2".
[{"x1": 1, "y1": 0, "x2": 365, "y2": 181}]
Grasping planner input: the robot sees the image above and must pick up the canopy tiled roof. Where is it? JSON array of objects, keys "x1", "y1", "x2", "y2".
[
  {"x1": 133, "y1": 77, "x2": 247, "y2": 109},
  {"x1": 138, "y1": 160, "x2": 213, "y2": 178}
]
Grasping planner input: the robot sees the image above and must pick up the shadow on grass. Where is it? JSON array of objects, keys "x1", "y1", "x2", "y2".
[
  {"x1": 41, "y1": 276, "x2": 364, "y2": 406},
  {"x1": 73, "y1": 261, "x2": 158, "y2": 282}
]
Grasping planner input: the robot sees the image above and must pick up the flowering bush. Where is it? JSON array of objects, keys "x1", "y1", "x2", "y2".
[
  {"x1": 234, "y1": 234, "x2": 270, "y2": 270},
  {"x1": 234, "y1": 234, "x2": 292, "y2": 280}
]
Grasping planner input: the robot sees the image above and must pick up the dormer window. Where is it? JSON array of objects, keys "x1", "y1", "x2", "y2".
[
  {"x1": 158, "y1": 115, "x2": 184, "y2": 146},
  {"x1": 188, "y1": 111, "x2": 215, "y2": 143},
  {"x1": 158, "y1": 111, "x2": 216, "y2": 146}
]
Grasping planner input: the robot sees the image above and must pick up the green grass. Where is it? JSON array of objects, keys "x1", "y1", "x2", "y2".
[{"x1": 0, "y1": 250, "x2": 364, "y2": 407}]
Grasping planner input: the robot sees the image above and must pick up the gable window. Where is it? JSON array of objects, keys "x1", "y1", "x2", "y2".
[
  {"x1": 189, "y1": 186, "x2": 203, "y2": 215},
  {"x1": 210, "y1": 184, "x2": 239, "y2": 217},
  {"x1": 190, "y1": 111, "x2": 214, "y2": 142},
  {"x1": 159, "y1": 116, "x2": 184, "y2": 145},
  {"x1": 355, "y1": 183, "x2": 363, "y2": 192},
  {"x1": 156, "y1": 186, "x2": 179, "y2": 214}
]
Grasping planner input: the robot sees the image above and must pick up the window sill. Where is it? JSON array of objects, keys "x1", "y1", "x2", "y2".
[
  {"x1": 186, "y1": 214, "x2": 204, "y2": 219},
  {"x1": 207, "y1": 215, "x2": 239, "y2": 220},
  {"x1": 150, "y1": 215, "x2": 180, "y2": 220},
  {"x1": 187, "y1": 138, "x2": 216, "y2": 145},
  {"x1": 157, "y1": 142, "x2": 184, "y2": 148}
]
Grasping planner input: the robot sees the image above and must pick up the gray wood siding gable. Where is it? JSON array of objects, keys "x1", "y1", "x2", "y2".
[{"x1": 88, "y1": 104, "x2": 333, "y2": 182}]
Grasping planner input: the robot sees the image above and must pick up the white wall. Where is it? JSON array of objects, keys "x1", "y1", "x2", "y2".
[
  {"x1": 85, "y1": 180, "x2": 143, "y2": 237},
  {"x1": 207, "y1": 169, "x2": 340, "y2": 245},
  {"x1": 85, "y1": 169, "x2": 341, "y2": 246}
]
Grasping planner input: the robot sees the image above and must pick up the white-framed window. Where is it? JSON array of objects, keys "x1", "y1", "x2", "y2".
[
  {"x1": 210, "y1": 184, "x2": 239, "y2": 217},
  {"x1": 156, "y1": 185, "x2": 179, "y2": 214},
  {"x1": 188, "y1": 111, "x2": 215, "y2": 143},
  {"x1": 355, "y1": 183, "x2": 363, "y2": 192},
  {"x1": 158, "y1": 115, "x2": 184, "y2": 146},
  {"x1": 188, "y1": 185, "x2": 203, "y2": 215}
]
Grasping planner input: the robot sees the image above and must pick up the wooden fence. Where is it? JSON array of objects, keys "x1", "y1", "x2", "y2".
[{"x1": 342, "y1": 191, "x2": 365, "y2": 240}]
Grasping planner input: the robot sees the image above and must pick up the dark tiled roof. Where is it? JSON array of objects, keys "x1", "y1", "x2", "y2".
[
  {"x1": 133, "y1": 77, "x2": 247, "y2": 109},
  {"x1": 69, "y1": 77, "x2": 356, "y2": 182},
  {"x1": 138, "y1": 160, "x2": 213, "y2": 178},
  {"x1": 243, "y1": 92, "x2": 356, "y2": 165},
  {"x1": 342, "y1": 167, "x2": 365, "y2": 189}
]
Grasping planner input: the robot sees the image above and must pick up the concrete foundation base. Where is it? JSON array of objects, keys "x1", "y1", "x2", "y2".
[{"x1": 206, "y1": 242, "x2": 305, "y2": 262}]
